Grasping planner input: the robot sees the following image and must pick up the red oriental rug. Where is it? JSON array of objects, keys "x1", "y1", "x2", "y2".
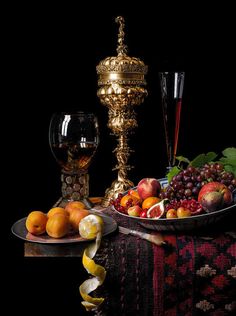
[{"x1": 94, "y1": 208, "x2": 236, "y2": 316}]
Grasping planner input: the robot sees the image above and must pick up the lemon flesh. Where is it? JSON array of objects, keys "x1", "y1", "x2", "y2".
[{"x1": 79, "y1": 214, "x2": 104, "y2": 240}]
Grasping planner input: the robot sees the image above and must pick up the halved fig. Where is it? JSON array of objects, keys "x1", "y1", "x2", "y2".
[{"x1": 147, "y1": 199, "x2": 166, "y2": 219}]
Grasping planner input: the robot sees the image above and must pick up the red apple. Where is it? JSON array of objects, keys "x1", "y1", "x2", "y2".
[
  {"x1": 137, "y1": 178, "x2": 161, "y2": 200},
  {"x1": 198, "y1": 181, "x2": 233, "y2": 212}
]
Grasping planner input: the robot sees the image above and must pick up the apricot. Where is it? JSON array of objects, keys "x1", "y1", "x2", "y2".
[
  {"x1": 69, "y1": 208, "x2": 90, "y2": 231},
  {"x1": 46, "y1": 213, "x2": 70, "y2": 238},
  {"x1": 65, "y1": 201, "x2": 86, "y2": 215},
  {"x1": 26, "y1": 211, "x2": 48, "y2": 236},
  {"x1": 47, "y1": 207, "x2": 68, "y2": 218}
]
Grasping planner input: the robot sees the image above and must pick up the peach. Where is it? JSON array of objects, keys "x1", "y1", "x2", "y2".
[
  {"x1": 137, "y1": 178, "x2": 161, "y2": 200},
  {"x1": 46, "y1": 213, "x2": 70, "y2": 238},
  {"x1": 26, "y1": 211, "x2": 48, "y2": 235},
  {"x1": 69, "y1": 208, "x2": 90, "y2": 231},
  {"x1": 64, "y1": 201, "x2": 86, "y2": 215},
  {"x1": 47, "y1": 207, "x2": 68, "y2": 218}
]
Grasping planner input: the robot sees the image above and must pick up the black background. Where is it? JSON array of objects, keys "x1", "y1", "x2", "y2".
[{"x1": 4, "y1": 3, "x2": 235, "y2": 315}]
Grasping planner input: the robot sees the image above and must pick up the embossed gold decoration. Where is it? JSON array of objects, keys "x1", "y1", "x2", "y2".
[{"x1": 96, "y1": 16, "x2": 148, "y2": 206}]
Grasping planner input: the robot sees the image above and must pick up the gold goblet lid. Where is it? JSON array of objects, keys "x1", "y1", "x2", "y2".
[{"x1": 96, "y1": 16, "x2": 148, "y2": 86}]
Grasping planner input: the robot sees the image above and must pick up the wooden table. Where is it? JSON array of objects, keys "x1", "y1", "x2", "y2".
[{"x1": 24, "y1": 242, "x2": 88, "y2": 257}]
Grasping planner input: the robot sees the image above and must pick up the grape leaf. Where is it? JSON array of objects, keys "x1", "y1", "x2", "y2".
[
  {"x1": 190, "y1": 152, "x2": 217, "y2": 167},
  {"x1": 175, "y1": 156, "x2": 191, "y2": 164},
  {"x1": 224, "y1": 164, "x2": 234, "y2": 173},
  {"x1": 222, "y1": 147, "x2": 236, "y2": 160},
  {"x1": 218, "y1": 147, "x2": 236, "y2": 177},
  {"x1": 219, "y1": 157, "x2": 236, "y2": 167},
  {"x1": 166, "y1": 166, "x2": 180, "y2": 183},
  {"x1": 219, "y1": 147, "x2": 236, "y2": 166}
]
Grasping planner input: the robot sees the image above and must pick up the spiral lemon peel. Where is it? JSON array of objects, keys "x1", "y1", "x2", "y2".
[{"x1": 79, "y1": 215, "x2": 106, "y2": 312}]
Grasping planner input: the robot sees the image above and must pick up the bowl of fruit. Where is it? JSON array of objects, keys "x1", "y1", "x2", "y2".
[{"x1": 111, "y1": 161, "x2": 236, "y2": 231}]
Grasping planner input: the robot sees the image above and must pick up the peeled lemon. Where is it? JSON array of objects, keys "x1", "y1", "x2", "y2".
[
  {"x1": 79, "y1": 214, "x2": 106, "y2": 312},
  {"x1": 79, "y1": 214, "x2": 104, "y2": 239}
]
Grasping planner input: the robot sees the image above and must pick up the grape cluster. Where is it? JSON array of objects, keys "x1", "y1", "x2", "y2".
[{"x1": 160, "y1": 163, "x2": 236, "y2": 201}]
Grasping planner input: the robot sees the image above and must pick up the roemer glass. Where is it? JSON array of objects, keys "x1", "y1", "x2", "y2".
[
  {"x1": 49, "y1": 111, "x2": 99, "y2": 204},
  {"x1": 159, "y1": 72, "x2": 185, "y2": 169}
]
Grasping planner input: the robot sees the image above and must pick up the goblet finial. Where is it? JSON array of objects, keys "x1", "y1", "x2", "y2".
[{"x1": 115, "y1": 16, "x2": 128, "y2": 56}]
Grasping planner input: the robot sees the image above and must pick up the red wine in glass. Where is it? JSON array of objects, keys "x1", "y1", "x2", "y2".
[{"x1": 159, "y1": 72, "x2": 185, "y2": 169}]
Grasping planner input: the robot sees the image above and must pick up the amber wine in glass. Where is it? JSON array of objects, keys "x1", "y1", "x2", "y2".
[{"x1": 49, "y1": 111, "x2": 99, "y2": 204}]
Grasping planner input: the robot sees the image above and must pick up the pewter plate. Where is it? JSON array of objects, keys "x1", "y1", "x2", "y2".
[{"x1": 11, "y1": 212, "x2": 117, "y2": 244}]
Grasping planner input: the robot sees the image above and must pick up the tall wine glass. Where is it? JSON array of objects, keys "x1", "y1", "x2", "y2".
[
  {"x1": 159, "y1": 71, "x2": 185, "y2": 170},
  {"x1": 49, "y1": 111, "x2": 99, "y2": 205}
]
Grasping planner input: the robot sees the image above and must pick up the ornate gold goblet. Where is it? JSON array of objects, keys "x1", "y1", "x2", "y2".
[{"x1": 96, "y1": 16, "x2": 148, "y2": 206}]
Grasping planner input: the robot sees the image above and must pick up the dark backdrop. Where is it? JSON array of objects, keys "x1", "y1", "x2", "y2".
[{"x1": 4, "y1": 3, "x2": 235, "y2": 315}]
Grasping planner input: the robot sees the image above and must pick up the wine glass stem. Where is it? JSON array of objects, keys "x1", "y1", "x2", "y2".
[{"x1": 61, "y1": 170, "x2": 89, "y2": 201}]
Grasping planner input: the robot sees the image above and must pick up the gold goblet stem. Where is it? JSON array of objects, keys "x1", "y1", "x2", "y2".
[{"x1": 102, "y1": 132, "x2": 134, "y2": 207}]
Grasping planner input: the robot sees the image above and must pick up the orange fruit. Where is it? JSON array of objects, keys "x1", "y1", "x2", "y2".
[{"x1": 142, "y1": 197, "x2": 161, "y2": 210}]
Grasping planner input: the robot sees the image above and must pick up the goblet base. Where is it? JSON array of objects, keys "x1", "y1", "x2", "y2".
[{"x1": 101, "y1": 178, "x2": 134, "y2": 207}]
